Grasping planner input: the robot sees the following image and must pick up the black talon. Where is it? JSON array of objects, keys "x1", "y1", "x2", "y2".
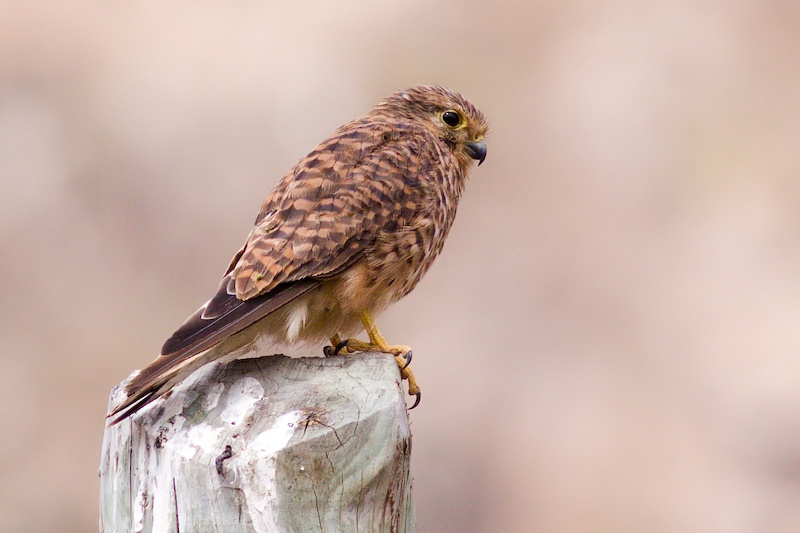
[
  {"x1": 401, "y1": 350, "x2": 413, "y2": 369},
  {"x1": 333, "y1": 339, "x2": 350, "y2": 356},
  {"x1": 408, "y1": 391, "x2": 421, "y2": 410},
  {"x1": 323, "y1": 345, "x2": 334, "y2": 357}
]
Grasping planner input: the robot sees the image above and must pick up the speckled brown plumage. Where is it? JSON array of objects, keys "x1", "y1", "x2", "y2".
[{"x1": 109, "y1": 85, "x2": 488, "y2": 423}]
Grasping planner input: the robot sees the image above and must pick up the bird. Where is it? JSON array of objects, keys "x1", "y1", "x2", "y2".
[{"x1": 108, "y1": 85, "x2": 488, "y2": 423}]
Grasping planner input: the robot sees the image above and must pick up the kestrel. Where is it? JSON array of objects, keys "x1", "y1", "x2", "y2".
[{"x1": 109, "y1": 85, "x2": 488, "y2": 423}]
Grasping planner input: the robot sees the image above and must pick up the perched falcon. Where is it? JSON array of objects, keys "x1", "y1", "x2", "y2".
[{"x1": 109, "y1": 85, "x2": 488, "y2": 423}]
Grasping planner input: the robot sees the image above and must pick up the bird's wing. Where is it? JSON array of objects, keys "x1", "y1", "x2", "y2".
[
  {"x1": 110, "y1": 121, "x2": 437, "y2": 422},
  {"x1": 230, "y1": 120, "x2": 432, "y2": 300},
  {"x1": 166, "y1": 120, "x2": 429, "y2": 355}
]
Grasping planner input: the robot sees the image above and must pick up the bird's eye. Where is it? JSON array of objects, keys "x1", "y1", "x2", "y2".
[{"x1": 442, "y1": 111, "x2": 461, "y2": 128}]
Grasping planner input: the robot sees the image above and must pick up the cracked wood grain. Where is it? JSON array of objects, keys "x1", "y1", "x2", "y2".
[{"x1": 99, "y1": 353, "x2": 415, "y2": 533}]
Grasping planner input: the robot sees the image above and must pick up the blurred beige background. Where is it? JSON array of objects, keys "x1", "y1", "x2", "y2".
[{"x1": 2, "y1": 1, "x2": 800, "y2": 531}]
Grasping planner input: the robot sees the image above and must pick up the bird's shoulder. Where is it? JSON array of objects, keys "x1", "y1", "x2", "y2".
[{"x1": 229, "y1": 118, "x2": 446, "y2": 300}]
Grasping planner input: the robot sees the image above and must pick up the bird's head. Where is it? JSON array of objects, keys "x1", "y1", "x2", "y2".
[{"x1": 374, "y1": 85, "x2": 489, "y2": 169}]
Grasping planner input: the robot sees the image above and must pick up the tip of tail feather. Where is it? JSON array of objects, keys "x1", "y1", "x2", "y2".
[
  {"x1": 106, "y1": 388, "x2": 160, "y2": 426},
  {"x1": 105, "y1": 358, "x2": 185, "y2": 425}
]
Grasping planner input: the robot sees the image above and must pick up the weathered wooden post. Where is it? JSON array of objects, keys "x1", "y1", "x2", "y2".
[{"x1": 99, "y1": 353, "x2": 415, "y2": 533}]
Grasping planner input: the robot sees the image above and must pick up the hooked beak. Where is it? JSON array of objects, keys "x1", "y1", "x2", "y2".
[{"x1": 465, "y1": 140, "x2": 487, "y2": 166}]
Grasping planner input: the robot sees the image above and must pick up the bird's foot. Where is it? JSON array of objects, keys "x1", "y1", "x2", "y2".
[
  {"x1": 324, "y1": 326, "x2": 421, "y2": 409},
  {"x1": 323, "y1": 334, "x2": 346, "y2": 357}
]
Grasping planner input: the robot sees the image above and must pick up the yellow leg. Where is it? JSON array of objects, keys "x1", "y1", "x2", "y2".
[
  {"x1": 359, "y1": 311, "x2": 409, "y2": 354},
  {"x1": 358, "y1": 311, "x2": 420, "y2": 397}
]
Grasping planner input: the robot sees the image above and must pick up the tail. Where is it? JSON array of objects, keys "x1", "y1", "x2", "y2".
[
  {"x1": 107, "y1": 277, "x2": 318, "y2": 424},
  {"x1": 106, "y1": 347, "x2": 216, "y2": 425}
]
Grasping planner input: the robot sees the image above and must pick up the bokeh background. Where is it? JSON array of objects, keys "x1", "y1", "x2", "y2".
[{"x1": 2, "y1": 1, "x2": 800, "y2": 531}]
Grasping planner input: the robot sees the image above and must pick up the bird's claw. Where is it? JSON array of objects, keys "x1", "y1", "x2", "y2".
[
  {"x1": 333, "y1": 339, "x2": 350, "y2": 356},
  {"x1": 401, "y1": 350, "x2": 412, "y2": 369},
  {"x1": 408, "y1": 391, "x2": 421, "y2": 410},
  {"x1": 324, "y1": 334, "x2": 351, "y2": 356}
]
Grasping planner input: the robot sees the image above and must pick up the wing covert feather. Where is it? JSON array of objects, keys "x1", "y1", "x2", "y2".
[{"x1": 232, "y1": 121, "x2": 435, "y2": 300}]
